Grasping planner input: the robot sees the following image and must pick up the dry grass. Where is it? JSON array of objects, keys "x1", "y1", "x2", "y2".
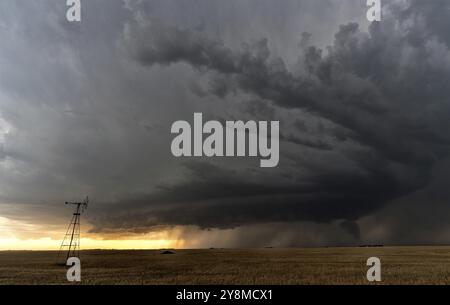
[{"x1": 1, "y1": 246, "x2": 450, "y2": 284}]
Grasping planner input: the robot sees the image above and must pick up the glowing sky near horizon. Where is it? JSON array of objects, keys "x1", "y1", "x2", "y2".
[{"x1": 0, "y1": 216, "x2": 182, "y2": 250}]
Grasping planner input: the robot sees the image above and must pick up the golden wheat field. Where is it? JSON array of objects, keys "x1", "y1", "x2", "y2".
[{"x1": 1, "y1": 246, "x2": 450, "y2": 285}]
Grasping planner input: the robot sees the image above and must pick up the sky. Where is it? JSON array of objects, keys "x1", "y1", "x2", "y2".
[{"x1": 1, "y1": 0, "x2": 450, "y2": 250}]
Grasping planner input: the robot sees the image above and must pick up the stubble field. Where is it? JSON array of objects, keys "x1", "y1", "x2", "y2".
[{"x1": 1, "y1": 246, "x2": 450, "y2": 285}]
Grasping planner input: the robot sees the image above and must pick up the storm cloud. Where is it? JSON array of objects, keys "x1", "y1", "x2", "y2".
[
  {"x1": 2, "y1": 0, "x2": 450, "y2": 246},
  {"x1": 93, "y1": 0, "x2": 450, "y2": 233}
]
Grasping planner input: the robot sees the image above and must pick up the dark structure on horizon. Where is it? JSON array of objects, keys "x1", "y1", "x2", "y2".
[{"x1": 58, "y1": 196, "x2": 89, "y2": 263}]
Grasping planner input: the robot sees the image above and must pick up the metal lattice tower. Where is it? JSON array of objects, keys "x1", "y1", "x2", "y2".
[{"x1": 58, "y1": 196, "x2": 89, "y2": 263}]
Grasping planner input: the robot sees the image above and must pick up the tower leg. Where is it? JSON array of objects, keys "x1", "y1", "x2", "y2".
[{"x1": 58, "y1": 203, "x2": 82, "y2": 264}]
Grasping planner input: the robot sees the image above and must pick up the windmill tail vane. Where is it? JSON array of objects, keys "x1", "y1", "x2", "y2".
[{"x1": 58, "y1": 196, "x2": 89, "y2": 264}]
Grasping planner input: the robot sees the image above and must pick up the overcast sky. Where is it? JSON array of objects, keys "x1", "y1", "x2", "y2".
[{"x1": 1, "y1": 0, "x2": 450, "y2": 248}]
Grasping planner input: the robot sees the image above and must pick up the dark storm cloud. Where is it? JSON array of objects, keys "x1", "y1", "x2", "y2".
[
  {"x1": 2, "y1": 0, "x2": 450, "y2": 246},
  {"x1": 280, "y1": 133, "x2": 333, "y2": 150},
  {"x1": 90, "y1": 159, "x2": 400, "y2": 232},
  {"x1": 90, "y1": 150, "x2": 418, "y2": 237},
  {"x1": 124, "y1": 12, "x2": 450, "y2": 167},
  {"x1": 89, "y1": 0, "x2": 450, "y2": 237}
]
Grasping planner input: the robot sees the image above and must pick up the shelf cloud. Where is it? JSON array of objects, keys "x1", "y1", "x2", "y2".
[{"x1": 1, "y1": 0, "x2": 450, "y2": 246}]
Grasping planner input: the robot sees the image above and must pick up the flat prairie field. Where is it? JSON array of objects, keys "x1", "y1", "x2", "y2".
[{"x1": 1, "y1": 247, "x2": 450, "y2": 285}]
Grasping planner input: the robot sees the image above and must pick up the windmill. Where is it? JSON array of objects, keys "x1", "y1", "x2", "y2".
[{"x1": 58, "y1": 196, "x2": 89, "y2": 263}]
